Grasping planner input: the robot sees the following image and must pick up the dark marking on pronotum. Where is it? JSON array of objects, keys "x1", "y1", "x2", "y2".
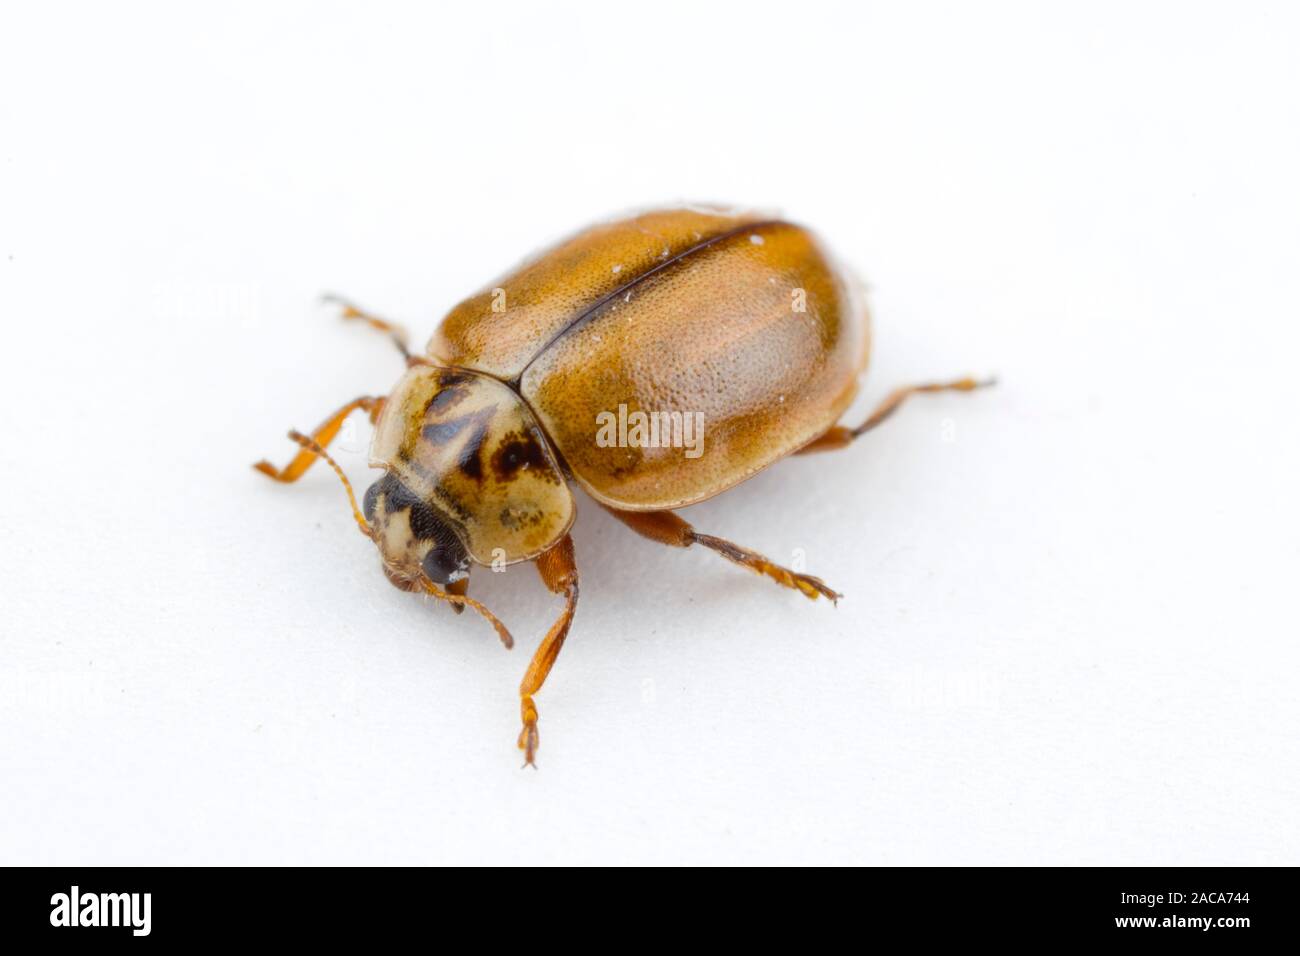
[
  {"x1": 437, "y1": 370, "x2": 474, "y2": 388},
  {"x1": 426, "y1": 384, "x2": 469, "y2": 415},
  {"x1": 498, "y1": 504, "x2": 544, "y2": 531},
  {"x1": 458, "y1": 437, "x2": 485, "y2": 481},
  {"x1": 492, "y1": 430, "x2": 551, "y2": 482},
  {"x1": 422, "y1": 401, "x2": 497, "y2": 449},
  {"x1": 420, "y1": 404, "x2": 498, "y2": 486},
  {"x1": 422, "y1": 419, "x2": 468, "y2": 445},
  {"x1": 457, "y1": 408, "x2": 499, "y2": 483}
]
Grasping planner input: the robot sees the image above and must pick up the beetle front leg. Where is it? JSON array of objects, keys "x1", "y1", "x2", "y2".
[
  {"x1": 518, "y1": 534, "x2": 580, "y2": 767},
  {"x1": 797, "y1": 376, "x2": 995, "y2": 453},
  {"x1": 253, "y1": 395, "x2": 385, "y2": 483},
  {"x1": 602, "y1": 507, "x2": 840, "y2": 602}
]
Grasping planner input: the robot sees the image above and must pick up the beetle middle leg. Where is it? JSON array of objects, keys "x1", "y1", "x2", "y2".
[
  {"x1": 518, "y1": 534, "x2": 580, "y2": 768},
  {"x1": 797, "y1": 376, "x2": 995, "y2": 453},
  {"x1": 253, "y1": 395, "x2": 384, "y2": 482},
  {"x1": 602, "y1": 507, "x2": 840, "y2": 602}
]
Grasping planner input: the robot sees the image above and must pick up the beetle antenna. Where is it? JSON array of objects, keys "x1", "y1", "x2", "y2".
[
  {"x1": 286, "y1": 430, "x2": 372, "y2": 538},
  {"x1": 419, "y1": 576, "x2": 514, "y2": 650}
]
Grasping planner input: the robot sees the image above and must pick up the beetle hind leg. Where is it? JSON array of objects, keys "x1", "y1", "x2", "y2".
[
  {"x1": 603, "y1": 507, "x2": 840, "y2": 602},
  {"x1": 797, "y1": 376, "x2": 995, "y2": 453}
]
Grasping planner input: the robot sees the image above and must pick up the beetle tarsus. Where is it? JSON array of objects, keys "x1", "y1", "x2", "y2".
[
  {"x1": 691, "y1": 532, "x2": 841, "y2": 602},
  {"x1": 788, "y1": 571, "x2": 842, "y2": 603},
  {"x1": 519, "y1": 696, "x2": 540, "y2": 768}
]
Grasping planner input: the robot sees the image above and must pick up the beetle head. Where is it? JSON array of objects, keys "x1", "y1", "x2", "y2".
[{"x1": 362, "y1": 471, "x2": 471, "y2": 590}]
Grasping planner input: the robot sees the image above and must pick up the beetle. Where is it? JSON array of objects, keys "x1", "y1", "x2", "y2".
[{"x1": 254, "y1": 205, "x2": 991, "y2": 765}]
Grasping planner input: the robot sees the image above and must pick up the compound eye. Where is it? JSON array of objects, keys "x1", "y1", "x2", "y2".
[
  {"x1": 362, "y1": 481, "x2": 381, "y2": 524},
  {"x1": 421, "y1": 545, "x2": 468, "y2": 585}
]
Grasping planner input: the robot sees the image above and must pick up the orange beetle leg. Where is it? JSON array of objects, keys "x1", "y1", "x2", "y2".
[
  {"x1": 798, "y1": 376, "x2": 996, "y2": 453},
  {"x1": 518, "y1": 535, "x2": 580, "y2": 768},
  {"x1": 253, "y1": 395, "x2": 385, "y2": 483},
  {"x1": 603, "y1": 507, "x2": 840, "y2": 603}
]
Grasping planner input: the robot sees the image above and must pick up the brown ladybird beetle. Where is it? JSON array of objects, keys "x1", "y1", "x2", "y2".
[{"x1": 254, "y1": 206, "x2": 992, "y2": 766}]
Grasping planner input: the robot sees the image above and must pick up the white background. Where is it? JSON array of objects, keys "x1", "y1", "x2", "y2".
[{"x1": 2, "y1": 1, "x2": 1297, "y2": 865}]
